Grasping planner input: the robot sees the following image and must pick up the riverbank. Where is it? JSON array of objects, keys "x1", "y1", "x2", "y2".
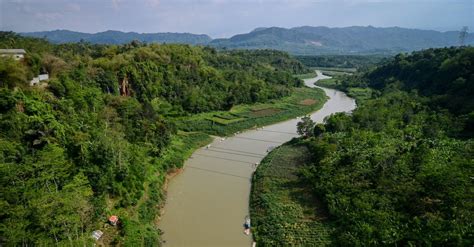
[
  {"x1": 157, "y1": 72, "x2": 356, "y2": 246},
  {"x1": 119, "y1": 81, "x2": 328, "y2": 245},
  {"x1": 250, "y1": 141, "x2": 333, "y2": 246},
  {"x1": 315, "y1": 75, "x2": 374, "y2": 103},
  {"x1": 105, "y1": 131, "x2": 212, "y2": 246},
  {"x1": 176, "y1": 87, "x2": 328, "y2": 136}
]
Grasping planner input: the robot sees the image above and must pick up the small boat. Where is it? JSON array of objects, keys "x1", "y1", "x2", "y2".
[{"x1": 243, "y1": 216, "x2": 251, "y2": 235}]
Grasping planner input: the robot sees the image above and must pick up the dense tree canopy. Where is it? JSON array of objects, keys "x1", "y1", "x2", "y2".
[
  {"x1": 328, "y1": 47, "x2": 474, "y2": 137},
  {"x1": 0, "y1": 32, "x2": 308, "y2": 245},
  {"x1": 367, "y1": 47, "x2": 474, "y2": 116},
  {"x1": 302, "y1": 47, "x2": 474, "y2": 245}
]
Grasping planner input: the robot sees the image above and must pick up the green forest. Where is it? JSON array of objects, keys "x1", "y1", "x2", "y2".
[
  {"x1": 0, "y1": 32, "x2": 312, "y2": 245},
  {"x1": 2, "y1": 29, "x2": 473, "y2": 246},
  {"x1": 251, "y1": 47, "x2": 474, "y2": 245}
]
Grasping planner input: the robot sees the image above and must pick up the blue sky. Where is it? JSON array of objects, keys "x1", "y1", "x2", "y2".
[{"x1": 1, "y1": 0, "x2": 473, "y2": 38}]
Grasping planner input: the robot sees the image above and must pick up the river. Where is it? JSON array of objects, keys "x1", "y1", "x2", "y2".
[{"x1": 158, "y1": 71, "x2": 356, "y2": 246}]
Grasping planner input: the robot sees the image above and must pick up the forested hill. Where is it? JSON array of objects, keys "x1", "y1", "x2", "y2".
[
  {"x1": 280, "y1": 47, "x2": 473, "y2": 245},
  {"x1": 211, "y1": 26, "x2": 473, "y2": 55},
  {"x1": 0, "y1": 32, "x2": 307, "y2": 245},
  {"x1": 21, "y1": 29, "x2": 212, "y2": 45},
  {"x1": 366, "y1": 48, "x2": 474, "y2": 117},
  {"x1": 22, "y1": 26, "x2": 473, "y2": 55},
  {"x1": 338, "y1": 47, "x2": 474, "y2": 124}
]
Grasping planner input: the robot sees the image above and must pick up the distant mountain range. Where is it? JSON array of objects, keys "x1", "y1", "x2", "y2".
[
  {"x1": 210, "y1": 26, "x2": 473, "y2": 55},
  {"x1": 21, "y1": 30, "x2": 212, "y2": 45},
  {"x1": 22, "y1": 26, "x2": 473, "y2": 55}
]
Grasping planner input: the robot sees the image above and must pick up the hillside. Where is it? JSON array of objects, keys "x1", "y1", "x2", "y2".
[
  {"x1": 211, "y1": 26, "x2": 473, "y2": 55},
  {"x1": 0, "y1": 32, "x2": 309, "y2": 245},
  {"x1": 21, "y1": 30, "x2": 212, "y2": 45},
  {"x1": 251, "y1": 47, "x2": 474, "y2": 245}
]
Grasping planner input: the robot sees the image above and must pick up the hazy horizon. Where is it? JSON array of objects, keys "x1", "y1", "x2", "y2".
[
  {"x1": 14, "y1": 25, "x2": 473, "y2": 39},
  {"x1": 1, "y1": 0, "x2": 473, "y2": 38}
]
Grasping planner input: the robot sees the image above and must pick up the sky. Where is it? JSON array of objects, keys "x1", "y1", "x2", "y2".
[{"x1": 1, "y1": 0, "x2": 473, "y2": 38}]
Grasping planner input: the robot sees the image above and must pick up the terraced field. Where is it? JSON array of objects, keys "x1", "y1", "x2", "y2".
[
  {"x1": 175, "y1": 87, "x2": 327, "y2": 136},
  {"x1": 248, "y1": 108, "x2": 282, "y2": 117}
]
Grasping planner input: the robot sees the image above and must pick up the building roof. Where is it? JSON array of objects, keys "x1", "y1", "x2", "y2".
[
  {"x1": 0, "y1": 49, "x2": 26, "y2": 54},
  {"x1": 109, "y1": 215, "x2": 118, "y2": 222}
]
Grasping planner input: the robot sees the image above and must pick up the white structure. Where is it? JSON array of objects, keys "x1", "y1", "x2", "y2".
[
  {"x1": 91, "y1": 230, "x2": 103, "y2": 241},
  {"x1": 38, "y1": 74, "x2": 49, "y2": 81},
  {"x1": 30, "y1": 73, "x2": 49, "y2": 86},
  {"x1": 0, "y1": 49, "x2": 26, "y2": 60},
  {"x1": 30, "y1": 77, "x2": 40, "y2": 86}
]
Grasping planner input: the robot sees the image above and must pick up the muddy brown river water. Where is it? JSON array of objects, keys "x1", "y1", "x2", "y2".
[{"x1": 158, "y1": 71, "x2": 356, "y2": 246}]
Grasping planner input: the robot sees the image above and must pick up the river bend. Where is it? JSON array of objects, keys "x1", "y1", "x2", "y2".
[{"x1": 158, "y1": 71, "x2": 356, "y2": 246}]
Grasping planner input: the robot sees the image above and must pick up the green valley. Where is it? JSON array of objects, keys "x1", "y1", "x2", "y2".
[{"x1": 3, "y1": 1, "x2": 473, "y2": 246}]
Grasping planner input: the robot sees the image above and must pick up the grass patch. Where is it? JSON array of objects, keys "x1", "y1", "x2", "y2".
[
  {"x1": 176, "y1": 87, "x2": 328, "y2": 136},
  {"x1": 207, "y1": 112, "x2": 248, "y2": 125},
  {"x1": 250, "y1": 105, "x2": 275, "y2": 111},
  {"x1": 212, "y1": 112, "x2": 242, "y2": 120},
  {"x1": 316, "y1": 78, "x2": 373, "y2": 104},
  {"x1": 250, "y1": 142, "x2": 333, "y2": 246},
  {"x1": 207, "y1": 116, "x2": 247, "y2": 125},
  {"x1": 347, "y1": 87, "x2": 373, "y2": 102},
  {"x1": 315, "y1": 77, "x2": 342, "y2": 89},
  {"x1": 249, "y1": 108, "x2": 282, "y2": 117},
  {"x1": 314, "y1": 71, "x2": 374, "y2": 104}
]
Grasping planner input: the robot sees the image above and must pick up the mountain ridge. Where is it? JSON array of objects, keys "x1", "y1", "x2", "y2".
[
  {"x1": 22, "y1": 29, "x2": 212, "y2": 45},
  {"x1": 21, "y1": 26, "x2": 473, "y2": 55},
  {"x1": 210, "y1": 26, "x2": 473, "y2": 55}
]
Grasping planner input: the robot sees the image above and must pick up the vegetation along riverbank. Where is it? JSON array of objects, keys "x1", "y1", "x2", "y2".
[
  {"x1": 250, "y1": 47, "x2": 474, "y2": 246},
  {"x1": 250, "y1": 141, "x2": 334, "y2": 246},
  {"x1": 0, "y1": 32, "x2": 326, "y2": 245},
  {"x1": 177, "y1": 87, "x2": 327, "y2": 136}
]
